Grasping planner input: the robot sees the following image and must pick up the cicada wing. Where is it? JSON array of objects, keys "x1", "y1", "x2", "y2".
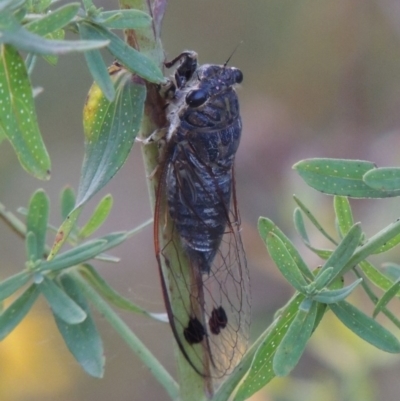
[
  {"x1": 154, "y1": 160, "x2": 212, "y2": 378},
  {"x1": 154, "y1": 153, "x2": 250, "y2": 379},
  {"x1": 201, "y1": 203, "x2": 251, "y2": 377}
]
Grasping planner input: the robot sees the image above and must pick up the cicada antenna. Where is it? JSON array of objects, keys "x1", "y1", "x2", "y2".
[{"x1": 223, "y1": 41, "x2": 243, "y2": 67}]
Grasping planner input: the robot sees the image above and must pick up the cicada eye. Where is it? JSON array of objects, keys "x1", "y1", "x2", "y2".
[
  {"x1": 185, "y1": 89, "x2": 209, "y2": 107},
  {"x1": 233, "y1": 69, "x2": 243, "y2": 84}
]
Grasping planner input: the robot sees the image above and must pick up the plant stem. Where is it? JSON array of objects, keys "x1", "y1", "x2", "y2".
[
  {"x1": 353, "y1": 268, "x2": 400, "y2": 328},
  {"x1": 72, "y1": 270, "x2": 180, "y2": 400},
  {"x1": 343, "y1": 219, "x2": 400, "y2": 273},
  {"x1": 119, "y1": 1, "x2": 209, "y2": 399}
]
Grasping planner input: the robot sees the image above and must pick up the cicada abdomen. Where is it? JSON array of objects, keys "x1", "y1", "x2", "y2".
[{"x1": 153, "y1": 51, "x2": 250, "y2": 380}]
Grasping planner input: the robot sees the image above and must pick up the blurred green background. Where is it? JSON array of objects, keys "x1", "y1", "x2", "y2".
[{"x1": 2, "y1": 0, "x2": 400, "y2": 400}]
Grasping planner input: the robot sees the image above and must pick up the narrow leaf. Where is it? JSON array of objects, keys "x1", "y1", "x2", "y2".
[
  {"x1": 0, "y1": 0, "x2": 20, "y2": 12},
  {"x1": 359, "y1": 260, "x2": 395, "y2": 293},
  {"x1": 293, "y1": 207, "x2": 309, "y2": 242},
  {"x1": 0, "y1": 44, "x2": 51, "y2": 179},
  {"x1": 25, "y1": 3, "x2": 80, "y2": 36},
  {"x1": 47, "y1": 207, "x2": 82, "y2": 260},
  {"x1": 26, "y1": 0, "x2": 51, "y2": 13},
  {"x1": 83, "y1": 48, "x2": 115, "y2": 101},
  {"x1": 266, "y1": 232, "x2": 308, "y2": 292},
  {"x1": 381, "y1": 263, "x2": 400, "y2": 281},
  {"x1": 234, "y1": 295, "x2": 326, "y2": 401},
  {"x1": 293, "y1": 195, "x2": 337, "y2": 244},
  {"x1": 60, "y1": 186, "x2": 76, "y2": 220},
  {"x1": 321, "y1": 223, "x2": 362, "y2": 281},
  {"x1": 371, "y1": 231, "x2": 400, "y2": 254},
  {"x1": 78, "y1": 194, "x2": 113, "y2": 239},
  {"x1": 0, "y1": 284, "x2": 40, "y2": 340},
  {"x1": 42, "y1": 29, "x2": 64, "y2": 66},
  {"x1": 0, "y1": 271, "x2": 31, "y2": 302},
  {"x1": 79, "y1": 264, "x2": 165, "y2": 321},
  {"x1": 363, "y1": 167, "x2": 400, "y2": 191},
  {"x1": 334, "y1": 196, "x2": 354, "y2": 237},
  {"x1": 373, "y1": 279, "x2": 400, "y2": 318},
  {"x1": 258, "y1": 217, "x2": 313, "y2": 281},
  {"x1": 0, "y1": 14, "x2": 109, "y2": 55},
  {"x1": 234, "y1": 294, "x2": 303, "y2": 401},
  {"x1": 312, "y1": 278, "x2": 362, "y2": 304},
  {"x1": 78, "y1": 23, "x2": 115, "y2": 101},
  {"x1": 43, "y1": 232, "x2": 128, "y2": 272},
  {"x1": 313, "y1": 266, "x2": 334, "y2": 291},
  {"x1": 39, "y1": 276, "x2": 86, "y2": 324},
  {"x1": 273, "y1": 300, "x2": 317, "y2": 376},
  {"x1": 78, "y1": 21, "x2": 164, "y2": 83},
  {"x1": 25, "y1": 231, "x2": 38, "y2": 262},
  {"x1": 293, "y1": 208, "x2": 333, "y2": 259},
  {"x1": 330, "y1": 301, "x2": 400, "y2": 353},
  {"x1": 77, "y1": 64, "x2": 146, "y2": 207},
  {"x1": 26, "y1": 189, "x2": 49, "y2": 259},
  {"x1": 55, "y1": 274, "x2": 104, "y2": 377},
  {"x1": 294, "y1": 158, "x2": 400, "y2": 198},
  {"x1": 98, "y1": 9, "x2": 152, "y2": 29}
]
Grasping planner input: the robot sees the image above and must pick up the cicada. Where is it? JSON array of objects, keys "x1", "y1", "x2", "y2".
[{"x1": 152, "y1": 51, "x2": 250, "y2": 379}]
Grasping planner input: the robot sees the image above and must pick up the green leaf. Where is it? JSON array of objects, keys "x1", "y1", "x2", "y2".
[
  {"x1": 0, "y1": 44, "x2": 51, "y2": 179},
  {"x1": 293, "y1": 195, "x2": 337, "y2": 244},
  {"x1": 78, "y1": 264, "x2": 165, "y2": 321},
  {"x1": 312, "y1": 278, "x2": 362, "y2": 304},
  {"x1": 313, "y1": 266, "x2": 334, "y2": 291},
  {"x1": 293, "y1": 158, "x2": 400, "y2": 198},
  {"x1": 0, "y1": 0, "x2": 22, "y2": 12},
  {"x1": 26, "y1": 0, "x2": 51, "y2": 13},
  {"x1": 78, "y1": 21, "x2": 164, "y2": 83},
  {"x1": 258, "y1": 217, "x2": 313, "y2": 281},
  {"x1": 320, "y1": 223, "x2": 362, "y2": 282},
  {"x1": 0, "y1": 12, "x2": 109, "y2": 55},
  {"x1": 293, "y1": 207, "x2": 309, "y2": 242},
  {"x1": 24, "y1": 3, "x2": 80, "y2": 36},
  {"x1": 330, "y1": 301, "x2": 400, "y2": 353},
  {"x1": 39, "y1": 275, "x2": 86, "y2": 324},
  {"x1": 293, "y1": 208, "x2": 333, "y2": 259},
  {"x1": 78, "y1": 23, "x2": 115, "y2": 101},
  {"x1": 363, "y1": 167, "x2": 400, "y2": 191},
  {"x1": 381, "y1": 263, "x2": 400, "y2": 281},
  {"x1": 25, "y1": 231, "x2": 38, "y2": 262},
  {"x1": 359, "y1": 260, "x2": 395, "y2": 293},
  {"x1": 334, "y1": 196, "x2": 354, "y2": 237},
  {"x1": 98, "y1": 9, "x2": 152, "y2": 29},
  {"x1": 234, "y1": 294, "x2": 302, "y2": 401},
  {"x1": 60, "y1": 186, "x2": 76, "y2": 220},
  {"x1": 0, "y1": 271, "x2": 31, "y2": 302},
  {"x1": 78, "y1": 194, "x2": 113, "y2": 239},
  {"x1": 43, "y1": 232, "x2": 128, "y2": 272},
  {"x1": 373, "y1": 279, "x2": 400, "y2": 318},
  {"x1": 234, "y1": 294, "x2": 326, "y2": 401},
  {"x1": 77, "y1": 64, "x2": 146, "y2": 207},
  {"x1": 47, "y1": 207, "x2": 82, "y2": 260},
  {"x1": 26, "y1": 189, "x2": 49, "y2": 260},
  {"x1": 371, "y1": 231, "x2": 400, "y2": 255},
  {"x1": 42, "y1": 29, "x2": 65, "y2": 66},
  {"x1": 55, "y1": 274, "x2": 104, "y2": 377},
  {"x1": 41, "y1": 29, "x2": 65, "y2": 65},
  {"x1": 273, "y1": 300, "x2": 317, "y2": 376},
  {"x1": 0, "y1": 284, "x2": 40, "y2": 340},
  {"x1": 266, "y1": 232, "x2": 308, "y2": 292}
]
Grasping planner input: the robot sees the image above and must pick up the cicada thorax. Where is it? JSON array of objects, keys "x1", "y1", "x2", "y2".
[{"x1": 154, "y1": 51, "x2": 250, "y2": 380}]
